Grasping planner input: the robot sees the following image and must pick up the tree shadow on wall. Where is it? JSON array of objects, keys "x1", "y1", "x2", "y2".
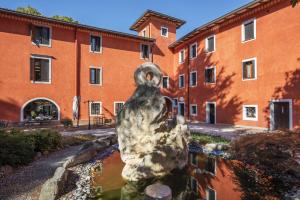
[
  {"x1": 173, "y1": 48, "x2": 243, "y2": 124},
  {"x1": 0, "y1": 98, "x2": 20, "y2": 122},
  {"x1": 263, "y1": 69, "x2": 300, "y2": 129}
]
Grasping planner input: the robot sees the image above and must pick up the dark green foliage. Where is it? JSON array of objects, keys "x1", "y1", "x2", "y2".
[
  {"x1": 52, "y1": 15, "x2": 79, "y2": 23},
  {"x1": 291, "y1": 0, "x2": 298, "y2": 7},
  {"x1": 16, "y1": 6, "x2": 42, "y2": 16},
  {"x1": 0, "y1": 129, "x2": 35, "y2": 166},
  {"x1": 60, "y1": 118, "x2": 73, "y2": 127},
  {"x1": 31, "y1": 129, "x2": 62, "y2": 152},
  {"x1": 0, "y1": 129, "x2": 62, "y2": 167}
]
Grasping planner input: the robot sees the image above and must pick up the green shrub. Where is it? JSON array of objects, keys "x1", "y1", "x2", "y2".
[
  {"x1": 31, "y1": 129, "x2": 62, "y2": 152},
  {"x1": 61, "y1": 118, "x2": 73, "y2": 127},
  {"x1": 191, "y1": 132, "x2": 230, "y2": 145},
  {"x1": 0, "y1": 129, "x2": 35, "y2": 166}
]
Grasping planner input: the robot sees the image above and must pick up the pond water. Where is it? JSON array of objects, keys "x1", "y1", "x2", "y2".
[{"x1": 91, "y1": 149, "x2": 244, "y2": 200}]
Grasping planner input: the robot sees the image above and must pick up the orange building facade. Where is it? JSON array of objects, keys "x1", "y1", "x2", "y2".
[{"x1": 0, "y1": 0, "x2": 299, "y2": 130}]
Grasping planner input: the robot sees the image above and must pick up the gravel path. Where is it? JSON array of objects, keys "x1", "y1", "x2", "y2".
[{"x1": 0, "y1": 145, "x2": 82, "y2": 200}]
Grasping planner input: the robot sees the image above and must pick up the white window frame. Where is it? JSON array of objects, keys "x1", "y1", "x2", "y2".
[
  {"x1": 190, "y1": 71, "x2": 197, "y2": 87},
  {"x1": 189, "y1": 153, "x2": 198, "y2": 166},
  {"x1": 190, "y1": 104, "x2": 198, "y2": 116},
  {"x1": 179, "y1": 74, "x2": 185, "y2": 88},
  {"x1": 89, "y1": 34, "x2": 102, "y2": 53},
  {"x1": 140, "y1": 44, "x2": 150, "y2": 59},
  {"x1": 179, "y1": 49, "x2": 185, "y2": 64},
  {"x1": 142, "y1": 28, "x2": 146, "y2": 37},
  {"x1": 189, "y1": 42, "x2": 197, "y2": 59},
  {"x1": 114, "y1": 101, "x2": 125, "y2": 116},
  {"x1": 89, "y1": 66, "x2": 103, "y2": 86},
  {"x1": 190, "y1": 176, "x2": 198, "y2": 193},
  {"x1": 30, "y1": 55, "x2": 52, "y2": 84},
  {"x1": 178, "y1": 102, "x2": 185, "y2": 116},
  {"x1": 31, "y1": 24, "x2": 52, "y2": 48},
  {"x1": 242, "y1": 57, "x2": 257, "y2": 81},
  {"x1": 205, "y1": 35, "x2": 216, "y2": 53},
  {"x1": 161, "y1": 26, "x2": 168, "y2": 37},
  {"x1": 90, "y1": 101, "x2": 102, "y2": 116},
  {"x1": 205, "y1": 66, "x2": 216, "y2": 84},
  {"x1": 243, "y1": 104, "x2": 258, "y2": 121},
  {"x1": 206, "y1": 187, "x2": 217, "y2": 200},
  {"x1": 162, "y1": 76, "x2": 169, "y2": 88},
  {"x1": 241, "y1": 18, "x2": 256, "y2": 43}
]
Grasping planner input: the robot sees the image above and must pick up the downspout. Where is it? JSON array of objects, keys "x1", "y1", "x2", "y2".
[
  {"x1": 75, "y1": 28, "x2": 81, "y2": 126},
  {"x1": 187, "y1": 44, "x2": 190, "y2": 121}
]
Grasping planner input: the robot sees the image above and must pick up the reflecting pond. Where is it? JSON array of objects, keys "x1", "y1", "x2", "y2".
[{"x1": 90, "y1": 150, "x2": 246, "y2": 200}]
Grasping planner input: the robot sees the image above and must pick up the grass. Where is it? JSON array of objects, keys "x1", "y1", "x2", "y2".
[{"x1": 191, "y1": 132, "x2": 230, "y2": 145}]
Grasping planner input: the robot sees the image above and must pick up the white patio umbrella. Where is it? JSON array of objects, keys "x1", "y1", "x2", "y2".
[{"x1": 72, "y1": 96, "x2": 80, "y2": 120}]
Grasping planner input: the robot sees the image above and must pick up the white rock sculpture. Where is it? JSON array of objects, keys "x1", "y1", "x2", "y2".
[{"x1": 116, "y1": 62, "x2": 190, "y2": 182}]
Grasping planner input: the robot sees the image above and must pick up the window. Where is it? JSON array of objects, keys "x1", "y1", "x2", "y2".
[
  {"x1": 114, "y1": 102, "x2": 124, "y2": 115},
  {"x1": 190, "y1": 104, "x2": 197, "y2": 116},
  {"x1": 189, "y1": 153, "x2": 197, "y2": 166},
  {"x1": 31, "y1": 25, "x2": 51, "y2": 46},
  {"x1": 173, "y1": 98, "x2": 178, "y2": 107},
  {"x1": 242, "y1": 58, "x2": 257, "y2": 80},
  {"x1": 206, "y1": 187, "x2": 216, "y2": 200},
  {"x1": 190, "y1": 177, "x2": 198, "y2": 193},
  {"x1": 140, "y1": 44, "x2": 150, "y2": 59},
  {"x1": 205, "y1": 157, "x2": 216, "y2": 175},
  {"x1": 190, "y1": 43, "x2": 197, "y2": 59},
  {"x1": 205, "y1": 66, "x2": 216, "y2": 84},
  {"x1": 30, "y1": 56, "x2": 51, "y2": 83},
  {"x1": 161, "y1": 26, "x2": 168, "y2": 37},
  {"x1": 242, "y1": 19, "x2": 256, "y2": 42},
  {"x1": 179, "y1": 74, "x2": 185, "y2": 88},
  {"x1": 90, "y1": 102, "x2": 102, "y2": 116},
  {"x1": 90, "y1": 35, "x2": 102, "y2": 53},
  {"x1": 162, "y1": 76, "x2": 169, "y2": 88},
  {"x1": 190, "y1": 71, "x2": 197, "y2": 87},
  {"x1": 179, "y1": 50, "x2": 185, "y2": 64},
  {"x1": 206, "y1": 35, "x2": 215, "y2": 52},
  {"x1": 142, "y1": 29, "x2": 146, "y2": 37},
  {"x1": 178, "y1": 102, "x2": 185, "y2": 116},
  {"x1": 90, "y1": 67, "x2": 102, "y2": 85},
  {"x1": 243, "y1": 105, "x2": 258, "y2": 121}
]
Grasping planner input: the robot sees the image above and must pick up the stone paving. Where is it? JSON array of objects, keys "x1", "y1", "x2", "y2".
[
  {"x1": 61, "y1": 128, "x2": 116, "y2": 137},
  {"x1": 189, "y1": 122, "x2": 269, "y2": 140}
]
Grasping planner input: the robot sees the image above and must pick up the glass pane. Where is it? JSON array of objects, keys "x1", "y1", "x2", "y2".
[
  {"x1": 244, "y1": 21, "x2": 254, "y2": 40},
  {"x1": 40, "y1": 59, "x2": 49, "y2": 82},
  {"x1": 34, "y1": 59, "x2": 42, "y2": 81},
  {"x1": 208, "y1": 37, "x2": 214, "y2": 52},
  {"x1": 246, "y1": 107, "x2": 256, "y2": 118}
]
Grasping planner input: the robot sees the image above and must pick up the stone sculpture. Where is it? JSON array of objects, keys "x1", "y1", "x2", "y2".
[{"x1": 116, "y1": 62, "x2": 190, "y2": 182}]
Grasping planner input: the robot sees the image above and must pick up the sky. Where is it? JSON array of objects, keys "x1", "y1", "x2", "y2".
[{"x1": 0, "y1": 0, "x2": 253, "y2": 38}]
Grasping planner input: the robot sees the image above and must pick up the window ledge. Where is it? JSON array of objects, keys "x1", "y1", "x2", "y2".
[
  {"x1": 31, "y1": 81, "x2": 51, "y2": 84},
  {"x1": 242, "y1": 78, "x2": 257, "y2": 81},
  {"x1": 31, "y1": 42, "x2": 52, "y2": 48},
  {"x1": 242, "y1": 38, "x2": 256, "y2": 43}
]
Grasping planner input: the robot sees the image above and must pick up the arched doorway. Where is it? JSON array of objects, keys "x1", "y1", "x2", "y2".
[
  {"x1": 21, "y1": 98, "x2": 60, "y2": 121},
  {"x1": 164, "y1": 96, "x2": 173, "y2": 119}
]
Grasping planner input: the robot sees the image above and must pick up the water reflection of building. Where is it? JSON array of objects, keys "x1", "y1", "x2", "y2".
[{"x1": 188, "y1": 146, "x2": 242, "y2": 200}]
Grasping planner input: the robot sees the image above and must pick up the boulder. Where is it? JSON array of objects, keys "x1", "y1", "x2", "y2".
[{"x1": 116, "y1": 62, "x2": 190, "y2": 182}]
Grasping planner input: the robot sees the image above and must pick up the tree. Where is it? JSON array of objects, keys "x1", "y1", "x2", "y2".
[
  {"x1": 291, "y1": 0, "x2": 299, "y2": 7},
  {"x1": 16, "y1": 6, "x2": 42, "y2": 16},
  {"x1": 52, "y1": 15, "x2": 79, "y2": 23}
]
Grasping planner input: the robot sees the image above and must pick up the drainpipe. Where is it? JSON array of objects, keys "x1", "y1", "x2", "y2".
[
  {"x1": 187, "y1": 45, "x2": 190, "y2": 121},
  {"x1": 75, "y1": 28, "x2": 81, "y2": 126}
]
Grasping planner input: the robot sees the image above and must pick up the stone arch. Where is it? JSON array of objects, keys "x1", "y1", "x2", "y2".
[{"x1": 20, "y1": 97, "x2": 61, "y2": 121}]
